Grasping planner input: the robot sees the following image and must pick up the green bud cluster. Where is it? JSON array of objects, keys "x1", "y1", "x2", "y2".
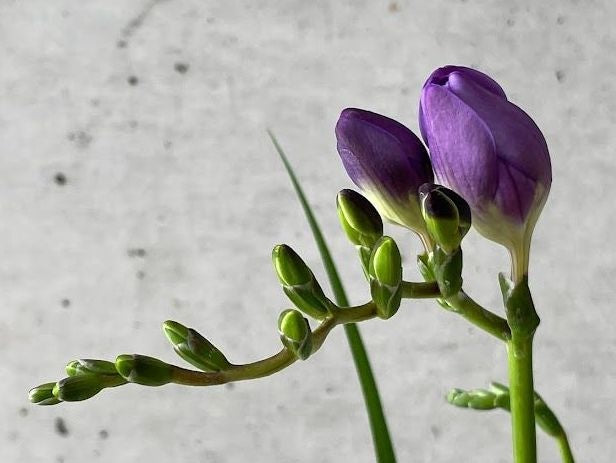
[
  {"x1": 115, "y1": 354, "x2": 175, "y2": 387},
  {"x1": 272, "y1": 244, "x2": 331, "y2": 320},
  {"x1": 278, "y1": 309, "x2": 313, "y2": 360},
  {"x1": 368, "y1": 236, "x2": 403, "y2": 319},
  {"x1": 448, "y1": 382, "x2": 565, "y2": 438},
  {"x1": 163, "y1": 321, "x2": 232, "y2": 372}
]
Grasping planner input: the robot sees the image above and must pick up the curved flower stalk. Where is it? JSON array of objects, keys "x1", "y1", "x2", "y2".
[{"x1": 419, "y1": 65, "x2": 552, "y2": 281}]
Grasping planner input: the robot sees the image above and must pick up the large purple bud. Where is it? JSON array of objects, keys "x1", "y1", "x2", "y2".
[
  {"x1": 419, "y1": 66, "x2": 552, "y2": 278},
  {"x1": 335, "y1": 108, "x2": 434, "y2": 238}
]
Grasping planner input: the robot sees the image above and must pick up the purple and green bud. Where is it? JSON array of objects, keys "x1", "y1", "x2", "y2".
[
  {"x1": 336, "y1": 108, "x2": 434, "y2": 237},
  {"x1": 368, "y1": 236, "x2": 403, "y2": 319},
  {"x1": 420, "y1": 185, "x2": 464, "y2": 254},
  {"x1": 278, "y1": 309, "x2": 313, "y2": 360},
  {"x1": 419, "y1": 66, "x2": 552, "y2": 278},
  {"x1": 272, "y1": 244, "x2": 331, "y2": 320},
  {"x1": 115, "y1": 354, "x2": 175, "y2": 387},
  {"x1": 336, "y1": 189, "x2": 383, "y2": 248},
  {"x1": 28, "y1": 382, "x2": 62, "y2": 406},
  {"x1": 163, "y1": 320, "x2": 232, "y2": 372}
]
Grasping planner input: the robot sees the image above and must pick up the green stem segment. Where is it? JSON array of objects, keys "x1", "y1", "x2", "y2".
[
  {"x1": 507, "y1": 336, "x2": 537, "y2": 463},
  {"x1": 557, "y1": 432, "x2": 575, "y2": 463},
  {"x1": 269, "y1": 130, "x2": 396, "y2": 463}
]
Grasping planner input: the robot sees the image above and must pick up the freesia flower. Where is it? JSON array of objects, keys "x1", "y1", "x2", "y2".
[
  {"x1": 419, "y1": 66, "x2": 552, "y2": 279},
  {"x1": 335, "y1": 108, "x2": 434, "y2": 240}
]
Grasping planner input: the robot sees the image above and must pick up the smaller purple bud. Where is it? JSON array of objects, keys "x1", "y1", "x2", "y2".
[{"x1": 335, "y1": 108, "x2": 434, "y2": 237}]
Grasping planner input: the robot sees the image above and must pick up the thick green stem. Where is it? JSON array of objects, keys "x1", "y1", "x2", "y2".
[
  {"x1": 507, "y1": 337, "x2": 537, "y2": 463},
  {"x1": 448, "y1": 292, "x2": 511, "y2": 341}
]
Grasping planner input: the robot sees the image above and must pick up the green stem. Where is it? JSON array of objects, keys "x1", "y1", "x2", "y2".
[
  {"x1": 447, "y1": 292, "x2": 511, "y2": 342},
  {"x1": 507, "y1": 337, "x2": 537, "y2": 463},
  {"x1": 557, "y1": 432, "x2": 575, "y2": 463},
  {"x1": 268, "y1": 130, "x2": 396, "y2": 463}
]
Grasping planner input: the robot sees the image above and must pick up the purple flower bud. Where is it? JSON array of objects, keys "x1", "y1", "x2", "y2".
[
  {"x1": 419, "y1": 66, "x2": 552, "y2": 278},
  {"x1": 335, "y1": 108, "x2": 434, "y2": 235}
]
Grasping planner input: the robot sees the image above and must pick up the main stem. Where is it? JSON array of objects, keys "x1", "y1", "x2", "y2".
[{"x1": 507, "y1": 336, "x2": 537, "y2": 463}]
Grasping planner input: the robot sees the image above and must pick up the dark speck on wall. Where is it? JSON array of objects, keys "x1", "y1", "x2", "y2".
[
  {"x1": 555, "y1": 70, "x2": 565, "y2": 82},
  {"x1": 127, "y1": 248, "x2": 147, "y2": 258},
  {"x1": 388, "y1": 2, "x2": 399, "y2": 12},
  {"x1": 19, "y1": 407, "x2": 28, "y2": 417},
  {"x1": 67, "y1": 130, "x2": 93, "y2": 149},
  {"x1": 506, "y1": 18, "x2": 515, "y2": 26},
  {"x1": 54, "y1": 173, "x2": 67, "y2": 186},
  {"x1": 117, "y1": 39, "x2": 127, "y2": 48},
  {"x1": 136, "y1": 270, "x2": 146, "y2": 279},
  {"x1": 174, "y1": 62, "x2": 189, "y2": 74},
  {"x1": 556, "y1": 15, "x2": 565, "y2": 25},
  {"x1": 225, "y1": 382, "x2": 235, "y2": 390},
  {"x1": 127, "y1": 75, "x2": 139, "y2": 86},
  {"x1": 99, "y1": 429, "x2": 109, "y2": 439},
  {"x1": 61, "y1": 298, "x2": 71, "y2": 308},
  {"x1": 54, "y1": 417, "x2": 69, "y2": 437},
  {"x1": 430, "y1": 425, "x2": 442, "y2": 438}
]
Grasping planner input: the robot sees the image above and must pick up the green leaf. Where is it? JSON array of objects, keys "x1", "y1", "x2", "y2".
[{"x1": 268, "y1": 130, "x2": 396, "y2": 463}]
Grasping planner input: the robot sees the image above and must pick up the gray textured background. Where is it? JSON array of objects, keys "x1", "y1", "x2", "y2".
[{"x1": 1, "y1": 1, "x2": 614, "y2": 462}]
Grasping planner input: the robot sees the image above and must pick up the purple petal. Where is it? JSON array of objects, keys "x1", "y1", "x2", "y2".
[{"x1": 336, "y1": 108, "x2": 433, "y2": 202}]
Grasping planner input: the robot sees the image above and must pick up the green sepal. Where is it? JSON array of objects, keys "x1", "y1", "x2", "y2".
[
  {"x1": 336, "y1": 189, "x2": 383, "y2": 248},
  {"x1": 358, "y1": 245, "x2": 371, "y2": 278},
  {"x1": 431, "y1": 247, "x2": 463, "y2": 299},
  {"x1": 273, "y1": 244, "x2": 331, "y2": 320},
  {"x1": 417, "y1": 253, "x2": 450, "y2": 309},
  {"x1": 66, "y1": 359, "x2": 119, "y2": 377},
  {"x1": 163, "y1": 321, "x2": 231, "y2": 372},
  {"x1": 278, "y1": 309, "x2": 313, "y2": 360},
  {"x1": 369, "y1": 237, "x2": 402, "y2": 319},
  {"x1": 498, "y1": 274, "x2": 540, "y2": 341},
  {"x1": 29, "y1": 382, "x2": 62, "y2": 406},
  {"x1": 115, "y1": 354, "x2": 175, "y2": 387}
]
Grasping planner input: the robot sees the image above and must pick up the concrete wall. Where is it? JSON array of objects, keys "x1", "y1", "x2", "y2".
[{"x1": 2, "y1": 1, "x2": 614, "y2": 462}]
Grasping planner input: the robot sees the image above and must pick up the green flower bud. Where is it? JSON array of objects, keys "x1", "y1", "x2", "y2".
[
  {"x1": 421, "y1": 189, "x2": 460, "y2": 254},
  {"x1": 52, "y1": 375, "x2": 106, "y2": 402},
  {"x1": 163, "y1": 320, "x2": 232, "y2": 372},
  {"x1": 66, "y1": 359, "x2": 118, "y2": 377},
  {"x1": 278, "y1": 309, "x2": 313, "y2": 360},
  {"x1": 29, "y1": 382, "x2": 62, "y2": 406},
  {"x1": 419, "y1": 183, "x2": 471, "y2": 240},
  {"x1": 272, "y1": 245, "x2": 331, "y2": 319},
  {"x1": 448, "y1": 387, "x2": 502, "y2": 410},
  {"x1": 115, "y1": 354, "x2": 174, "y2": 387},
  {"x1": 368, "y1": 236, "x2": 402, "y2": 319},
  {"x1": 336, "y1": 189, "x2": 383, "y2": 248}
]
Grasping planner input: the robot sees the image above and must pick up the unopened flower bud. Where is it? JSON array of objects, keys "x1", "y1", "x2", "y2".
[
  {"x1": 336, "y1": 189, "x2": 383, "y2": 248},
  {"x1": 66, "y1": 359, "x2": 118, "y2": 377},
  {"x1": 336, "y1": 108, "x2": 433, "y2": 236},
  {"x1": 420, "y1": 187, "x2": 460, "y2": 254},
  {"x1": 52, "y1": 375, "x2": 106, "y2": 402},
  {"x1": 272, "y1": 244, "x2": 331, "y2": 319},
  {"x1": 368, "y1": 236, "x2": 403, "y2": 319},
  {"x1": 163, "y1": 320, "x2": 231, "y2": 372},
  {"x1": 29, "y1": 382, "x2": 62, "y2": 406},
  {"x1": 115, "y1": 354, "x2": 174, "y2": 387},
  {"x1": 447, "y1": 388, "x2": 499, "y2": 410},
  {"x1": 278, "y1": 309, "x2": 313, "y2": 360}
]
